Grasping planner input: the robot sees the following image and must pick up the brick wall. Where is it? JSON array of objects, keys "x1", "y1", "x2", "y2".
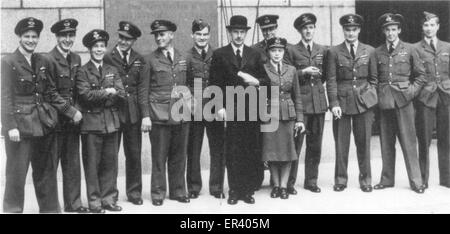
[{"x1": 1, "y1": 0, "x2": 105, "y2": 64}]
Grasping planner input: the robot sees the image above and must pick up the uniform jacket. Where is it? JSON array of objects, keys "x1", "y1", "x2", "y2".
[
  {"x1": 46, "y1": 47, "x2": 82, "y2": 129},
  {"x1": 326, "y1": 42, "x2": 377, "y2": 115},
  {"x1": 414, "y1": 39, "x2": 450, "y2": 107},
  {"x1": 209, "y1": 44, "x2": 270, "y2": 120},
  {"x1": 263, "y1": 62, "x2": 303, "y2": 122},
  {"x1": 104, "y1": 47, "x2": 145, "y2": 124},
  {"x1": 369, "y1": 40, "x2": 426, "y2": 110},
  {"x1": 288, "y1": 42, "x2": 329, "y2": 114},
  {"x1": 138, "y1": 48, "x2": 190, "y2": 125},
  {"x1": 76, "y1": 60, "x2": 125, "y2": 133},
  {"x1": 1, "y1": 49, "x2": 77, "y2": 137}
]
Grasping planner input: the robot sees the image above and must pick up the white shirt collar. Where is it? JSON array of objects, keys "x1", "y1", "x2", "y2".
[
  {"x1": 302, "y1": 40, "x2": 313, "y2": 50},
  {"x1": 386, "y1": 38, "x2": 400, "y2": 50},
  {"x1": 116, "y1": 46, "x2": 131, "y2": 62},
  {"x1": 162, "y1": 47, "x2": 175, "y2": 59},
  {"x1": 194, "y1": 45, "x2": 209, "y2": 56},
  {"x1": 56, "y1": 45, "x2": 69, "y2": 59},
  {"x1": 18, "y1": 46, "x2": 33, "y2": 66},
  {"x1": 424, "y1": 36, "x2": 438, "y2": 48},
  {"x1": 270, "y1": 60, "x2": 282, "y2": 72},
  {"x1": 230, "y1": 43, "x2": 244, "y2": 56},
  {"x1": 345, "y1": 40, "x2": 358, "y2": 53},
  {"x1": 91, "y1": 59, "x2": 103, "y2": 70}
]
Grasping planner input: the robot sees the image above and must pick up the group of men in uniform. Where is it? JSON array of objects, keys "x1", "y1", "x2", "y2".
[{"x1": 1, "y1": 9, "x2": 449, "y2": 212}]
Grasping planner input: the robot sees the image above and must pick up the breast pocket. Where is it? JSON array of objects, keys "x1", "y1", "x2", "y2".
[
  {"x1": 377, "y1": 56, "x2": 389, "y2": 76},
  {"x1": 338, "y1": 57, "x2": 352, "y2": 78},
  {"x1": 57, "y1": 74, "x2": 73, "y2": 90},
  {"x1": 152, "y1": 66, "x2": 172, "y2": 86},
  {"x1": 15, "y1": 75, "x2": 35, "y2": 94},
  {"x1": 394, "y1": 56, "x2": 411, "y2": 75},
  {"x1": 356, "y1": 57, "x2": 369, "y2": 77}
]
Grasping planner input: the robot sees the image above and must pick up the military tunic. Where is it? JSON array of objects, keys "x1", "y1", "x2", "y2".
[
  {"x1": 1, "y1": 49, "x2": 77, "y2": 213},
  {"x1": 414, "y1": 39, "x2": 450, "y2": 187},
  {"x1": 104, "y1": 47, "x2": 145, "y2": 201}
]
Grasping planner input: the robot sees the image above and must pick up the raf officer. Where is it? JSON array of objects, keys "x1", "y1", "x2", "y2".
[
  {"x1": 46, "y1": 18, "x2": 89, "y2": 213},
  {"x1": 413, "y1": 11, "x2": 450, "y2": 189},
  {"x1": 104, "y1": 21, "x2": 145, "y2": 205},
  {"x1": 1, "y1": 17, "x2": 81, "y2": 213},
  {"x1": 288, "y1": 13, "x2": 328, "y2": 194},
  {"x1": 370, "y1": 13, "x2": 426, "y2": 193},
  {"x1": 185, "y1": 19, "x2": 226, "y2": 199},
  {"x1": 77, "y1": 29, "x2": 126, "y2": 212},
  {"x1": 139, "y1": 20, "x2": 191, "y2": 206},
  {"x1": 326, "y1": 14, "x2": 376, "y2": 192}
]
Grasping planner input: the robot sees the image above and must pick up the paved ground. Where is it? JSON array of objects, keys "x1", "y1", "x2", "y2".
[{"x1": 1, "y1": 120, "x2": 450, "y2": 213}]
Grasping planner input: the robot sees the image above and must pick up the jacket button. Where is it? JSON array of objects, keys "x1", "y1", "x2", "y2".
[
  {"x1": 353, "y1": 85, "x2": 356, "y2": 88},
  {"x1": 126, "y1": 75, "x2": 129, "y2": 78},
  {"x1": 32, "y1": 75, "x2": 36, "y2": 78},
  {"x1": 311, "y1": 83, "x2": 314, "y2": 86},
  {"x1": 173, "y1": 74, "x2": 176, "y2": 77}
]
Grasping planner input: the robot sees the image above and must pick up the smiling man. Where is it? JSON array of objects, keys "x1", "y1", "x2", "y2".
[
  {"x1": 104, "y1": 21, "x2": 145, "y2": 206},
  {"x1": 370, "y1": 13, "x2": 426, "y2": 194},
  {"x1": 139, "y1": 19, "x2": 191, "y2": 206},
  {"x1": 185, "y1": 19, "x2": 226, "y2": 200},
  {"x1": 1, "y1": 17, "x2": 80, "y2": 213},
  {"x1": 46, "y1": 18, "x2": 88, "y2": 213}
]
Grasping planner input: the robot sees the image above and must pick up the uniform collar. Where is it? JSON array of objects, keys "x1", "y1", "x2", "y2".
[
  {"x1": 116, "y1": 45, "x2": 131, "y2": 61},
  {"x1": 424, "y1": 36, "x2": 438, "y2": 48},
  {"x1": 161, "y1": 46, "x2": 175, "y2": 59},
  {"x1": 18, "y1": 46, "x2": 33, "y2": 65},
  {"x1": 194, "y1": 44, "x2": 209, "y2": 56},
  {"x1": 90, "y1": 59, "x2": 103, "y2": 70},
  {"x1": 345, "y1": 40, "x2": 358, "y2": 53},
  {"x1": 270, "y1": 60, "x2": 282, "y2": 71},
  {"x1": 56, "y1": 45, "x2": 70, "y2": 59},
  {"x1": 386, "y1": 38, "x2": 400, "y2": 50},
  {"x1": 301, "y1": 39, "x2": 313, "y2": 49}
]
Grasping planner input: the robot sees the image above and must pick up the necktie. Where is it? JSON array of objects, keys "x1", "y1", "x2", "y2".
[
  {"x1": 31, "y1": 54, "x2": 36, "y2": 73},
  {"x1": 122, "y1": 50, "x2": 128, "y2": 64},
  {"x1": 166, "y1": 51, "x2": 173, "y2": 64},
  {"x1": 388, "y1": 43, "x2": 395, "y2": 54},
  {"x1": 430, "y1": 39, "x2": 436, "y2": 52},
  {"x1": 236, "y1": 49, "x2": 242, "y2": 67},
  {"x1": 277, "y1": 63, "x2": 281, "y2": 75},
  {"x1": 201, "y1": 49, "x2": 207, "y2": 60},
  {"x1": 307, "y1": 44, "x2": 312, "y2": 55},
  {"x1": 98, "y1": 65, "x2": 103, "y2": 77},
  {"x1": 350, "y1": 43, "x2": 355, "y2": 60},
  {"x1": 66, "y1": 54, "x2": 71, "y2": 66}
]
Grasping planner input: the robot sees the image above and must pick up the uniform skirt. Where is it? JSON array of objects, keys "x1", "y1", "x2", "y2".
[{"x1": 262, "y1": 120, "x2": 298, "y2": 162}]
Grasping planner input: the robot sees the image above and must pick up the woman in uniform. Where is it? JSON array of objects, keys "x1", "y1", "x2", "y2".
[{"x1": 262, "y1": 37, "x2": 305, "y2": 199}]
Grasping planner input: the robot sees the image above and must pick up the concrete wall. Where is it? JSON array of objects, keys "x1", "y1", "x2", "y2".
[
  {"x1": 217, "y1": 0, "x2": 355, "y2": 47},
  {"x1": 1, "y1": 0, "x2": 104, "y2": 63}
]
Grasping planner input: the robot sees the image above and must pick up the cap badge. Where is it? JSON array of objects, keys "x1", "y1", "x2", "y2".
[
  {"x1": 124, "y1": 24, "x2": 130, "y2": 31},
  {"x1": 275, "y1": 38, "x2": 281, "y2": 44},
  {"x1": 348, "y1": 16, "x2": 354, "y2": 23},
  {"x1": 386, "y1": 15, "x2": 392, "y2": 22},
  {"x1": 64, "y1": 21, "x2": 71, "y2": 28},
  {"x1": 93, "y1": 31, "x2": 100, "y2": 39},
  {"x1": 28, "y1": 19, "x2": 35, "y2": 27},
  {"x1": 264, "y1": 17, "x2": 270, "y2": 24}
]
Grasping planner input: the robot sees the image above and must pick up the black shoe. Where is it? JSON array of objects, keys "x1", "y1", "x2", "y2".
[
  {"x1": 152, "y1": 199, "x2": 163, "y2": 206},
  {"x1": 373, "y1": 184, "x2": 394, "y2": 190},
  {"x1": 304, "y1": 185, "x2": 321, "y2": 193},
  {"x1": 361, "y1": 186, "x2": 373, "y2": 192},
  {"x1": 102, "y1": 204, "x2": 122, "y2": 212},
  {"x1": 287, "y1": 187, "x2": 298, "y2": 195},
  {"x1": 65, "y1": 206, "x2": 90, "y2": 213},
  {"x1": 211, "y1": 192, "x2": 225, "y2": 199},
  {"x1": 189, "y1": 191, "x2": 199, "y2": 199},
  {"x1": 90, "y1": 207, "x2": 105, "y2": 214},
  {"x1": 171, "y1": 196, "x2": 190, "y2": 203},
  {"x1": 227, "y1": 195, "x2": 238, "y2": 205},
  {"x1": 241, "y1": 194, "x2": 255, "y2": 204},
  {"x1": 279, "y1": 188, "x2": 289, "y2": 199},
  {"x1": 270, "y1": 187, "x2": 280, "y2": 198},
  {"x1": 412, "y1": 186, "x2": 425, "y2": 194},
  {"x1": 128, "y1": 198, "x2": 143, "y2": 205},
  {"x1": 423, "y1": 183, "x2": 429, "y2": 189},
  {"x1": 333, "y1": 184, "x2": 346, "y2": 192}
]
